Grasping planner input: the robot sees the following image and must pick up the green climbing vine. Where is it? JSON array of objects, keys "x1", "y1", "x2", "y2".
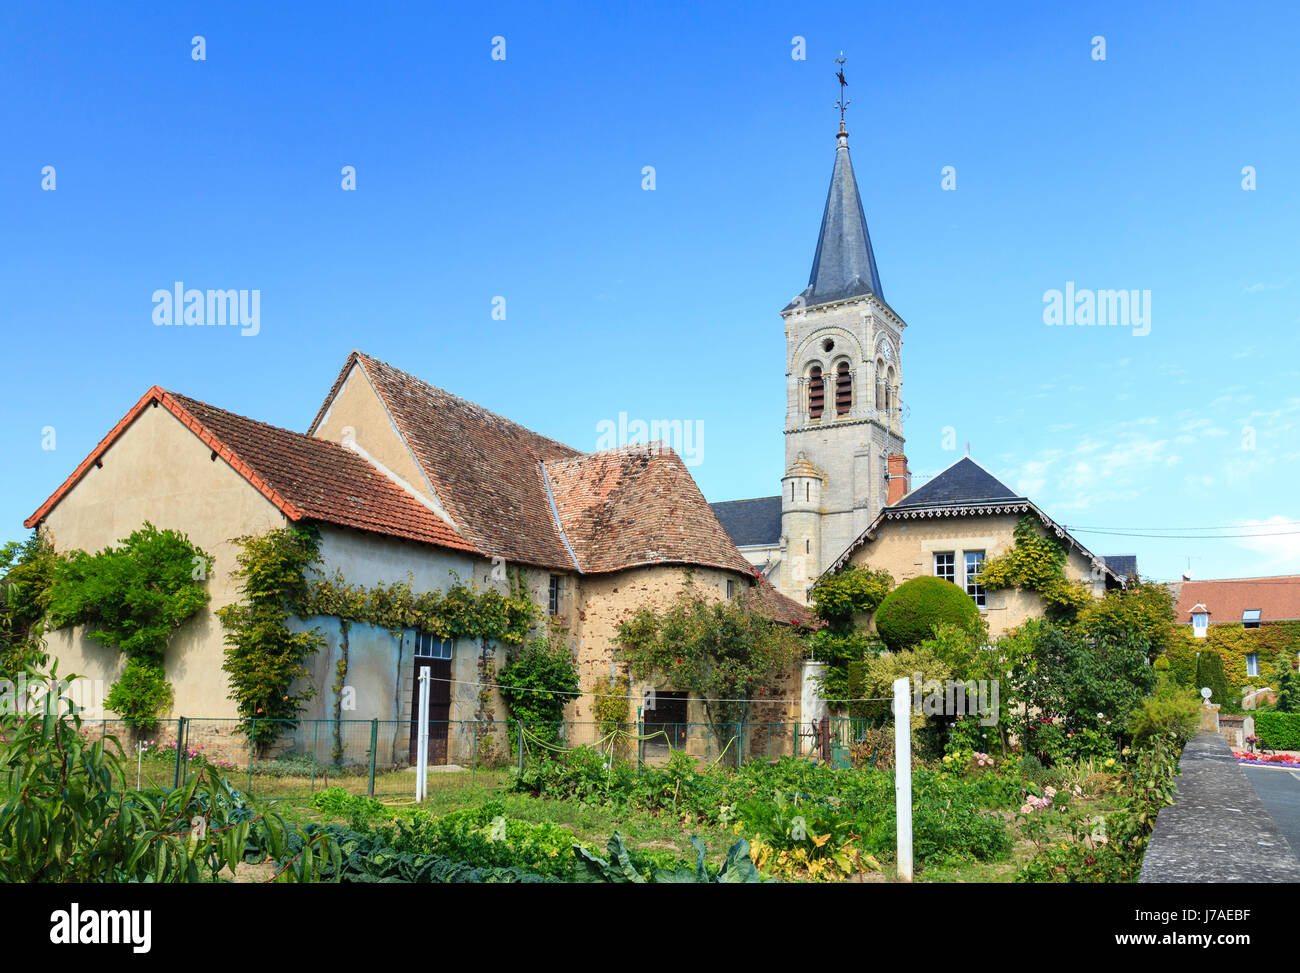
[
  {"x1": 46, "y1": 522, "x2": 212, "y2": 729},
  {"x1": 975, "y1": 515, "x2": 1093, "y2": 621}
]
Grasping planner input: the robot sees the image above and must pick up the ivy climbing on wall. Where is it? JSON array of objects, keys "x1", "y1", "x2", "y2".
[{"x1": 975, "y1": 515, "x2": 1093, "y2": 621}]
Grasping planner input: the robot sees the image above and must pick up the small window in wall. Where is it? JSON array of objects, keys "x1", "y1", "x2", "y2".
[
  {"x1": 965, "y1": 551, "x2": 986, "y2": 607},
  {"x1": 1192, "y1": 612, "x2": 1208, "y2": 638},
  {"x1": 726, "y1": 580, "x2": 736, "y2": 599},
  {"x1": 1242, "y1": 609, "x2": 1261, "y2": 629},
  {"x1": 548, "y1": 574, "x2": 562, "y2": 615},
  {"x1": 808, "y1": 366, "x2": 824, "y2": 420},
  {"x1": 1246, "y1": 652, "x2": 1260, "y2": 677},
  {"x1": 934, "y1": 552, "x2": 955, "y2": 584},
  {"x1": 413, "y1": 631, "x2": 453, "y2": 659}
]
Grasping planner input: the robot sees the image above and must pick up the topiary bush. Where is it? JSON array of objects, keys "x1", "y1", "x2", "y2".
[{"x1": 874, "y1": 576, "x2": 982, "y2": 652}]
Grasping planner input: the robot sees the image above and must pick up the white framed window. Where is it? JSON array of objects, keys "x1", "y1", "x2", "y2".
[
  {"x1": 1246, "y1": 652, "x2": 1260, "y2": 677},
  {"x1": 1242, "y1": 609, "x2": 1261, "y2": 629},
  {"x1": 413, "y1": 631, "x2": 453, "y2": 659},
  {"x1": 548, "y1": 574, "x2": 562, "y2": 615},
  {"x1": 934, "y1": 552, "x2": 955, "y2": 584},
  {"x1": 1192, "y1": 612, "x2": 1208, "y2": 638},
  {"x1": 965, "y1": 551, "x2": 986, "y2": 607},
  {"x1": 726, "y1": 580, "x2": 736, "y2": 599}
]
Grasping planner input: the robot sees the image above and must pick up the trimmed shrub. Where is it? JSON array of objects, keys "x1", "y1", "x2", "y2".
[
  {"x1": 874, "y1": 576, "x2": 982, "y2": 652},
  {"x1": 1194, "y1": 651, "x2": 1236, "y2": 712},
  {"x1": 1255, "y1": 712, "x2": 1300, "y2": 751}
]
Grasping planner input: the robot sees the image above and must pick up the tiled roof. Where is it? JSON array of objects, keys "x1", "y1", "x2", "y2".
[
  {"x1": 710, "y1": 496, "x2": 782, "y2": 548},
  {"x1": 894, "y1": 457, "x2": 1022, "y2": 508},
  {"x1": 751, "y1": 572, "x2": 814, "y2": 628},
  {"x1": 544, "y1": 445, "x2": 755, "y2": 575},
  {"x1": 26, "y1": 387, "x2": 479, "y2": 554},
  {"x1": 1168, "y1": 576, "x2": 1300, "y2": 624},
  {"x1": 313, "y1": 352, "x2": 580, "y2": 569}
]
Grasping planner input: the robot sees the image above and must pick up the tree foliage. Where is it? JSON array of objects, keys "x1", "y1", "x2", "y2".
[
  {"x1": 614, "y1": 587, "x2": 804, "y2": 753},
  {"x1": 0, "y1": 531, "x2": 58, "y2": 679},
  {"x1": 1074, "y1": 579, "x2": 1175, "y2": 660},
  {"x1": 809, "y1": 566, "x2": 894, "y2": 631}
]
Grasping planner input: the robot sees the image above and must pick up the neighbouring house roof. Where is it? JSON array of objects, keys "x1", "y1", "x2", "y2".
[
  {"x1": 710, "y1": 496, "x2": 782, "y2": 548},
  {"x1": 1167, "y1": 576, "x2": 1300, "y2": 624},
  {"x1": 824, "y1": 454, "x2": 1124, "y2": 585},
  {"x1": 544, "y1": 445, "x2": 755, "y2": 575},
  {"x1": 784, "y1": 128, "x2": 884, "y2": 310},
  {"x1": 311, "y1": 351, "x2": 581, "y2": 570},
  {"x1": 24, "y1": 387, "x2": 480, "y2": 554},
  {"x1": 1101, "y1": 554, "x2": 1139, "y2": 580}
]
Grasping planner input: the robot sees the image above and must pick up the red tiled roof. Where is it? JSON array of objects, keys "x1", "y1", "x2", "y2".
[
  {"x1": 752, "y1": 571, "x2": 815, "y2": 628},
  {"x1": 25, "y1": 387, "x2": 479, "y2": 554},
  {"x1": 311, "y1": 352, "x2": 579, "y2": 569},
  {"x1": 544, "y1": 445, "x2": 755, "y2": 575},
  {"x1": 1169, "y1": 576, "x2": 1300, "y2": 624}
]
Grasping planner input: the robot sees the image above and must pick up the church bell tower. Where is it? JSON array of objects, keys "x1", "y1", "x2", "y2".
[{"x1": 779, "y1": 59, "x2": 909, "y2": 603}]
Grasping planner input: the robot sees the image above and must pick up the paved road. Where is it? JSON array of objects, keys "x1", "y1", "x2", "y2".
[{"x1": 1243, "y1": 764, "x2": 1300, "y2": 858}]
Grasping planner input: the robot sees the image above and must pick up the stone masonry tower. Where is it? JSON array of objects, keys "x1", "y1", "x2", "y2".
[{"x1": 778, "y1": 115, "x2": 909, "y2": 603}]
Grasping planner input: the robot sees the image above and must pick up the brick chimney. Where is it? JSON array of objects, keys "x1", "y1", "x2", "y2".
[{"x1": 886, "y1": 453, "x2": 911, "y2": 505}]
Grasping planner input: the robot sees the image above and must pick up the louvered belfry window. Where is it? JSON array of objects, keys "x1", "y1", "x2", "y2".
[
  {"x1": 836, "y1": 361, "x2": 852, "y2": 415},
  {"x1": 808, "y1": 366, "x2": 824, "y2": 419}
]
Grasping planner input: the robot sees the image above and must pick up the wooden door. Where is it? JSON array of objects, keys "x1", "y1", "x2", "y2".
[{"x1": 409, "y1": 658, "x2": 451, "y2": 765}]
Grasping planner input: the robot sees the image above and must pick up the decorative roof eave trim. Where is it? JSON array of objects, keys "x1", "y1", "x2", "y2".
[
  {"x1": 821, "y1": 498, "x2": 1124, "y2": 586},
  {"x1": 25, "y1": 386, "x2": 307, "y2": 529}
]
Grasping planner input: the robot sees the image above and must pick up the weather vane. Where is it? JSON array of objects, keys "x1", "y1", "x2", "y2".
[{"x1": 835, "y1": 51, "x2": 850, "y2": 130}]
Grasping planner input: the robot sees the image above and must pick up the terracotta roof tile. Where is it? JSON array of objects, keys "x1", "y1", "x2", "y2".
[
  {"x1": 313, "y1": 352, "x2": 579, "y2": 569},
  {"x1": 27, "y1": 387, "x2": 479, "y2": 555},
  {"x1": 544, "y1": 445, "x2": 754, "y2": 575},
  {"x1": 1170, "y1": 576, "x2": 1300, "y2": 624}
]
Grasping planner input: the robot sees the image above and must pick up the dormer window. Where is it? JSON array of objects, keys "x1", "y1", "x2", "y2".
[
  {"x1": 1192, "y1": 609, "x2": 1208, "y2": 638},
  {"x1": 1242, "y1": 609, "x2": 1261, "y2": 629},
  {"x1": 808, "y1": 366, "x2": 824, "y2": 420}
]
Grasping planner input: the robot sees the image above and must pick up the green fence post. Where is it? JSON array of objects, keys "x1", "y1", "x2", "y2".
[
  {"x1": 368, "y1": 719, "x2": 378, "y2": 798},
  {"x1": 472, "y1": 721, "x2": 478, "y2": 785},
  {"x1": 172, "y1": 717, "x2": 185, "y2": 788},
  {"x1": 636, "y1": 709, "x2": 643, "y2": 772},
  {"x1": 516, "y1": 722, "x2": 524, "y2": 775},
  {"x1": 310, "y1": 720, "x2": 319, "y2": 795},
  {"x1": 248, "y1": 719, "x2": 256, "y2": 795}
]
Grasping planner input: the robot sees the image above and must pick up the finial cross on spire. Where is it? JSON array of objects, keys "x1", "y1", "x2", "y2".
[{"x1": 834, "y1": 51, "x2": 850, "y2": 132}]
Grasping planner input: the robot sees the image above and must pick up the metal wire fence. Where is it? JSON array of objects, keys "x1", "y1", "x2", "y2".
[{"x1": 64, "y1": 714, "x2": 885, "y2": 800}]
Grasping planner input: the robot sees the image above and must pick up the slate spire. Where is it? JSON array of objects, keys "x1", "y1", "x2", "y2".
[{"x1": 786, "y1": 122, "x2": 884, "y2": 310}]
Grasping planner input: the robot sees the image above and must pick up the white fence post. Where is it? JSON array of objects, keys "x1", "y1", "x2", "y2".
[
  {"x1": 415, "y1": 667, "x2": 430, "y2": 802},
  {"x1": 892, "y1": 676, "x2": 913, "y2": 882}
]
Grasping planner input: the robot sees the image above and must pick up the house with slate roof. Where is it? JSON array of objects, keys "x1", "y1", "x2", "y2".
[
  {"x1": 821, "y1": 456, "x2": 1131, "y2": 638},
  {"x1": 26, "y1": 353, "x2": 808, "y2": 766}
]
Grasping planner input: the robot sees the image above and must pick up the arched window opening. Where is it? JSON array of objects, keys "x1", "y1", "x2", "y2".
[
  {"x1": 875, "y1": 359, "x2": 886, "y2": 411},
  {"x1": 836, "y1": 361, "x2": 852, "y2": 415},
  {"x1": 885, "y1": 367, "x2": 896, "y2": 413},
  {"x1": 808, "y1": 366, "x2": 824, "y2": 419}
]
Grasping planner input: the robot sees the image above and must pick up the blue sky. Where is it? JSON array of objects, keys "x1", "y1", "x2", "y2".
[{"x1": 3, "y1": 0, "x2": 1299, "y2": 582}]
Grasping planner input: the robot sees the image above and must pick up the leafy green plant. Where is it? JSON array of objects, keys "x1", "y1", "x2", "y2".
[
  {"x1": 385, "y1": 801, "x2": 578, "y2": 878},
  {"x1": 974, "y1": 514, "x2": 1093, "y2": 621},
  {"x1": 615, "y1": 584, "x2": 805, "y2": 762},
  {"x1": 572, "y1": 832, "x2": 763, "y2": 883},
  {"x1": 500, "y1": 619, "x2": 580, "y2": 752},
  {"x1": 45, "y1": 523, "x2": 211, "y2": 725},
  {"x1": 216, "y1": 527, "x2": 327, "y2": 752},
  {"x1": 0, "y1": 532, "x2": 58, "y2": 679},
  {"x1": 0, "y1": 663, "x2": 336, "y2": 882},
  {"x1": 1254, "y1": 712, "x2": 1300, "y2": 750},
  {"x1": 873, "y1": 576, "x2": 983, "y2": 652}
]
